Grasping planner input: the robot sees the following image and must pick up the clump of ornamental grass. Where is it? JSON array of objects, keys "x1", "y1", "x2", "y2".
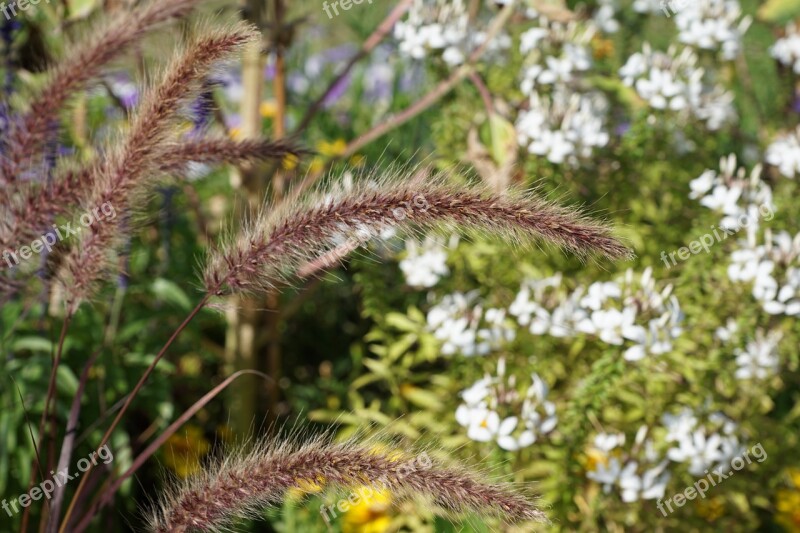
[
  {"x1": 148, "y1": 434, "x2": 547, "y2": 532},
  {"x1": 0, "y1": 0, "x2": 302, "y2": 302}
]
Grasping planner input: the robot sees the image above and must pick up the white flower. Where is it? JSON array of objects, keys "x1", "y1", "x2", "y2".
[
  {"x1": 593, "y1": 0, "x2": 620, "y2": 34},
  {"x1": 399, "y1": 237, "x2": 449, "y2": 288},
  {"x1": 461, "y1": 376, "x2": 494, "y2": 406},
  {"x1": 715, "y1": 319, "x2": 738, "y2": 342},
  {"x1": 593, "y1": 432, "x2": 626, "y2": 452},
  {"x1": 520, "y1": 27, "x2": 548, "y2": 54},
  {"x1": 673, "y1": 0, "x2": 751, "y2": 60},
  {"x1": 522, "y1": 374, "x2": 558, "y2": 436},
  {"x1": 662, "y1": 408, "x2": 699, "y2": 442},
  {"x1": 394, "y1": 0, "x2": 509, "y2": 67},
  {"x1": 734, "y1": 329, "x2": 781, "y2": 380},
  {"x1": 464, "y1": 407, "x2": 500, "y2": 442},
  {"x1": 587, "y1": 457, "x2": 623, "y2": 492},
  {"x1": 771, "y1": 22, "x2": 800, "y2": 74},
  {"x1": 619, "y1": 461, "x2": 671, "y2": 502},
  {"x1": 496, "y1": 416, "x2": 537, "y2": 451},
  {"x1": 516, "y1": 88, "x2": 609, "y2": 166},
  {"x1": 766, "y1": 126, "x2": 800, "y2": 178},
  {"x1": 455, "y1": 368, "x2": 554, "y2": 450},
  {"x1": 632, "y1": 0, "x2": 665, "y2": 14},
  {"x1": 619, "y1": 44, "x2": 735, "y2": 129},
  {"x1": 691, "y1": 154, "x2": 773, "y2": 235}
]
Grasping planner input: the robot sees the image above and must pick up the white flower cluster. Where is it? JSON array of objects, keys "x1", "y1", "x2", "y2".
[
  {"x1": 426, "y1": 291, "x2": 515, "y2": 356},
  {"x1": 455, "y1": 359, "x2": 557, "y2": 451},
  {"x1": 733, "y1": 329, "x2": 782, "y2": 380},
  {"x1": 673, "y1": 0, "x2": 751, "y2": 60},
  {"x1": 509, "y1": 268, "x2": 683, "y2": 362},
  {"x1": 517, "y1": 18, "x2": 595, "y2": 95},
  {"x1": 399, "y1": 237, "x2": 449, "y2": 288},
  {"x1": 586, "y1": 426, "x2": 671, "y2": 502},
  {"x1": 513, "y1": 13, "x2": 610, "y2": 166},
  {"x1": 393, "y1": 0, "x2": 511, "y2": 67},
  {"x1": 728, "y1": 230, "x2": 800, "y2": 317},
  {"x1": 766, "y1": 127, "x2": 800, "y2": 178},
  {"x1": 632, "y1": 0, "x2": 665, "y2": 14},
  {"x1": 689, "y1": 154, "x2": 774, "y2": 234},
  {"x1": 593, "y1": 0, "x2": 620, "y2": 34},
  {"x1": 586, "y1": 410, "x2": 745, "y2": 501},
  {"x1": 663, "y1": 409, "x2": 743, "y2": 476},
  {"x1": 516, "y1": 88, "x2": 610, "y2": 165},
  {"x1": 619, "y1": 44, "x2": 735, "y2": 130},
  {"x1": 770, "y1": 22, "x2": 800, "y2": 74}
]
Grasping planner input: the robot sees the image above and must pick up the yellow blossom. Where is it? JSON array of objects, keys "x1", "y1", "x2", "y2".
[
  {"x1": 309, "y1": 157, "x2": 325, "y2": 175},
  {"x1": 287, "y1": 476, "x2": 326, "y2": 501},
  {"x1": 282, "y1": 153, "x2": 299, "y2": 170},
  {"x1": 161, "y1": 425, "x2": 210, "y2": 478},
  {"x1": 316, "y1": 138, "x2": 347, "y2": 157},
  {"x1": 776, "y1": 489, "x2": 800, "y2": 532},
  {"x1": 229, "y1": 127, "x2": 243, "y2": 140},
  {"x1": 260, "y1": 100, "x2": 277, "y2": 118},
  {"x1": 592, "y1": 37, "x2": 614, "y2": 60},
  {"x1": 695, "y1": 496, "x2": 724, "y2": 522},
  {"x1": 342, "y1": 487, "x2": 392, "y2": 533},
  {"x1": 584, "y1": 448, "x2": 609, "y2": 472}
]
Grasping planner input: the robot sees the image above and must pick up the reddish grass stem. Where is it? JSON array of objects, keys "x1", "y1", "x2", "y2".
[{"x1": 59, "y1": 295, "x2": 210, "y2": 532}]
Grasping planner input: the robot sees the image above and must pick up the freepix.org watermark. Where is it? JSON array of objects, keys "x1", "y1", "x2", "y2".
[
  {"x1": 2, "y1": 444, "x2": 114, "y2": 517},
  {"x1": 319, "y1": 451, "x2": 432, "y2": 524},
  {"x1": 660, "y1": 203, "x2": 773, "y2": 269},
  {"x1": 322, "y1": 0, "x2": 373, "y2": 19},
  {"x1": 660, "y1": 0, "x2": 689, "y2": 17},
  {"x1": 656, "y1": 442, "x2": 766, "y2": 517},
  {"x1": 2, "y1": 202, "x2": 117, "y2": 270},
  {"x1": 1, "y1": 0, "x2": 50, "y2": 20}
]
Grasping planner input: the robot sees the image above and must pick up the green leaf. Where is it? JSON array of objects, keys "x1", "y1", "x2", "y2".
[
  {"x1": 150, "y1": 278, "x2": 193, "y2": 311},
  {"x1": 363, "y1": 358, "x2": 393, "y2": 381},
  {"x1": 384, "y1": 312, "x2": 420, "y2": 332},
  {"x1": 758, "y1": 0, "x2": 800, "y2": 22},
  {"x1": 400, "y1": 385, "x2": 442, "y2": 410},
  {"x1": 12, "y1": 336, "x2": 54, "y2": 353},
  {"x1": 67, "y1": 0, "x2": 100, "y2": 20},
  {"x1": 55, "y1": 365, "x2": 79, "y2": 397},
  {"x1": 488, "y1": 114, "x2": 516, "y2": 166}
]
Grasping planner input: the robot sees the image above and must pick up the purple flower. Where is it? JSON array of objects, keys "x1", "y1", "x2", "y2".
[{"x1": 322, "y1": 74, "x2": 351, "y2": 108}]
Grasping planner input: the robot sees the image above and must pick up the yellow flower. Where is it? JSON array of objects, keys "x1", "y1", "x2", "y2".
[
  {"x1": 287, "y1": 476, "x2": 326, "y2": 501},
  {"x1": 161, "y1": 425, "x2": 210, "y2": 478},
  {"x1": 316, "y1": 138, "x2": 347, "y2": 157},
  {"x1": 309, "y1": 157, "x2": 325, "y2": 175},
  {"x1": 229, "y1": 127, "x2": 243, "y2": 140},
  {"x1": 592, "y1": 37, "x2": 614, "y2": 60},
  {"x1": 584, "y1": 448, "x2": 609, "y2": 472},
  {"x1": 788, "y1": 468, "x2": 800, "y2": 488},
  {"x1": 349, "y1": 154, "x2": 365, "y2": 167},
  {"x1": 695, "y1": 496, "x2": 724, "y2": 522},
  {"x1": 260, "y1": 100, "x2": 277, "y2": 118},
  {"x1": 282, "y1": 153, "x2": 299, "y2": 170},
  {"x1": 342, "y1": 487, "x2": 392, "y2": 533},
  {"x1": 178, "y1": 354, "x2": 202, "y2": 377},
  {"x1": 776, "y1": 489, "x2": 800, "y2": 532}
]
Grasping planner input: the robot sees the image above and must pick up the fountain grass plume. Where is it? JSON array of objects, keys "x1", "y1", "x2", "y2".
[
  {"x1": 204, "y1": 169, "x2": 632, "y2": 296},
  {"x1": 59, "y1": 21, "x2": 259, "y2": 311},
  {"x1": 147, "y1": 433, "x2": 547, "y2": 532},
  {"x1": 0, "y1": 0, "x2": 204, "y2": 182}
]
